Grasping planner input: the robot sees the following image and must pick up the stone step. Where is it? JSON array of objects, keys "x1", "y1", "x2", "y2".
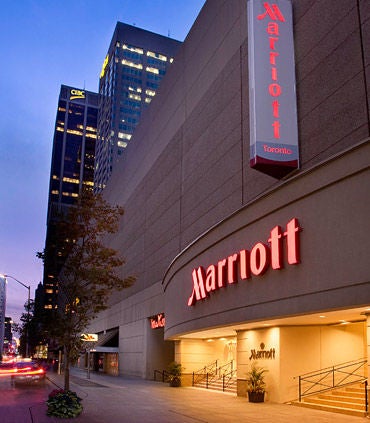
[
  {"x1": 306, "y1": 396, "x2": 365, "y2": 411},
  {"x1": 293, "y1": 383, "x2": 367, "y2": 418},
  {"x1": 295, "y1": 400, "x2": 366, "y2": 418},
  {"x1": 321, "y1": 393, "x2": 365, "y2": 404},
  {"x1": 194, "y1": 378, "x2": 237, "y2": 393}
]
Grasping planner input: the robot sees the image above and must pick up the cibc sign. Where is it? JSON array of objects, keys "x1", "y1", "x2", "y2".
[
  {"x1": 248, "y1": 0, "x2": 299, "y2": 178},
  {"x1": 188, "y1": 218, "x2": 301, "y2": 306}
]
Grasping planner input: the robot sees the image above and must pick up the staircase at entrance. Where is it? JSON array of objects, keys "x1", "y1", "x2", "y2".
[
  {"x1": 293, "y1": 383, "x2": 367, "y2": 417},
  {"x1": 192, "y1": 360, "x2": 237, "y2": 394}
]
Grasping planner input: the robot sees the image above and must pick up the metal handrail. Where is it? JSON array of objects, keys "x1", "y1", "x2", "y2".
[
  {"x1": 222, "y1": 368, "x2": 238, "y2": 392},
  {"x1": 192, "y1": 360, "x2": 236, "y2": 391},
  {"x1": 296, "y1": 358, "x2": 367, "y2": 401},
  {"x1": 153, "y1": 369, "x2": 170, "y2": 383},
  {"x1": 192, "y1": 360, "x2": 218, "y2": 386}
]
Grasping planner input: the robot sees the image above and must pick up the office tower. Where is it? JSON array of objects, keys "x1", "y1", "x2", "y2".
[
  {"x1": 0, "y1": 276, "x2": 5, "y2": 355},
  {"x1": 43, "y1": 85, "x2": 99, "y2": 310},
  {"x1": 3, "y1": 317, "x2": 12, "y2": 354},
  {"x1": 94, "y1": 22, "x2": 181, "y2": 192}
]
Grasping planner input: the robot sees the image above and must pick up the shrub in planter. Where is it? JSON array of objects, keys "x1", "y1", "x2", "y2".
[
  {"x1": 167, "y1": 361, "x2": 184, "y2": 387},
  {"x1": 246, "y1": 363, "x2": 268, "y2": 403},
  {"x1": 46, "y1": 389, "x2": 83, "y2": 418}
]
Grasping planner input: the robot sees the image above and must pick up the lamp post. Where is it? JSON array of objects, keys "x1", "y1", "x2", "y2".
[{"x1": 1, "y1": 274, "x2": 31, "y2": 358}]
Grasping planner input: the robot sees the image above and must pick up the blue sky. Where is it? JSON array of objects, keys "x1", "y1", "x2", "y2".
[{"x1": 0, "y1": 0, "x2": 205, "y2": 323}]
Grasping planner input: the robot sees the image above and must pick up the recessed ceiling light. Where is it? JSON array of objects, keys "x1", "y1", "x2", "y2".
[{"x1": 319, "y1": 315, "x2": 326, "y2": 318}]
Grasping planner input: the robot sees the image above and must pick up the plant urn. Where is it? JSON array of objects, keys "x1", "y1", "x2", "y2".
[{"x1": 248, "y1": 391, "x2": 265, "y2": 403}]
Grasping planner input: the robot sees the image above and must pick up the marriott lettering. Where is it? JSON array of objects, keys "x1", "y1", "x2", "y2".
[{"x1": 188, "y1": 218, "x2": 302, "y2": 306}]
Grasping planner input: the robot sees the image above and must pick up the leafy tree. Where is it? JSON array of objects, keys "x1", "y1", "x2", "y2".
[
  {"x1": 38, "y1": 190, "x2": 135, "y2": 390},
  {"x1": 13, "y1": 299, "x2": 47, "y2": 357}
]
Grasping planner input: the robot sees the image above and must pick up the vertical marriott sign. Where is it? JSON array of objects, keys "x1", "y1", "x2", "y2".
[{"x1": 248, "y1": 0, "x2": 299, "y2": 178}]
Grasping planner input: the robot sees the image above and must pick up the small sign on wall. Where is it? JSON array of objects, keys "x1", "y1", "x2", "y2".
[
  {"x1": 150, "y1": 313, "x2": 165, "y2": 329},
  {"x1": 248, "y1": 0, "x2": 299, "y2": 178}
]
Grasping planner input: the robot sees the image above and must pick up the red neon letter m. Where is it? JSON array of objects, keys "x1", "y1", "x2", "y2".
[
  {"x1": 187, "y1": 267, "x2": 208, "y2": 306},
  {"x1": 257, "y1": 3, "x2": 285, "y2": 22}
]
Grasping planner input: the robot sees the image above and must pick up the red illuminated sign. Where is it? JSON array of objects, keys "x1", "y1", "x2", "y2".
[
  {"x1": 187, "y1": 218, "x2": 301, "y2": 306},
  {"x1": 150, "y1": 313, "x2": 165, "y2": 329},
  {"x1": 248, "y1": 0, "x2": 299, "y2": 178}
]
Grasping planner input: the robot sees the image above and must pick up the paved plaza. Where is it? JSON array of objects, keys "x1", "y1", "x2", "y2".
[{"x1": 6, "y1": 368, "x2": 364, "y2": 422}]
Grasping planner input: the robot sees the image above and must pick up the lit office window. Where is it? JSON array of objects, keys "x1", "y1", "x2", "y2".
[
  {"x1": 122, "y1": 59, "x2": 143, "y2": 70},
  {"x1": 128, "y1": 86, "x2": 142, "y2": 93},
  {"x1": 146, "y1": 66, "x2": 159, "y2": 74},
  {"x1": 118, "y1": 132, "x2": 132, "y2": 140},
  {"x1": 129, "y1": 93, "x2": 141, "y2": 101},
  {"x1": 123, "y1": 44, "x2": 144, "y2": 54},
  {"x1": 62, "y1": 177, "x2": 80, "y2": 184},
  {"x1": 118, "y1": 141, "x2": 128, "y2": 148},
  {"x1": 147, "y1": 51, "x2": 167, "y2": 61}
]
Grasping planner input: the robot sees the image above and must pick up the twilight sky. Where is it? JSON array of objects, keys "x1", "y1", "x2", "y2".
[{"x1": 0, "y1": 0, "x2": 205, "y2": 323}]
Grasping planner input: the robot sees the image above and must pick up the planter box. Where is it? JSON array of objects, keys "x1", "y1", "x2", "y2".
[{"x1": 248, "y1": 391, "x2": 265, "y2": 403}]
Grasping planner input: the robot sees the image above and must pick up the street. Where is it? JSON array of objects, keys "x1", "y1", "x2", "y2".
[{"x1": 0, "y1": 375, "x2": 53, "y2": 423}]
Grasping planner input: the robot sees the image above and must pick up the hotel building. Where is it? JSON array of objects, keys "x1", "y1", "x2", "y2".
[
  {"x1": 94, "y1": 22, "x2": 181, "y2": 192},
  {"x1": 86, "y1": 0, "x2": 370, "y2": 406}
]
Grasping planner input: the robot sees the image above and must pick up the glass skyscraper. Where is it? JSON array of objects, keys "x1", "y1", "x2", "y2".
[
  {"x1": 94, "y1": 22, "x2": 181, "y2": 192},
  {"x1": 43, "y1": 85, "x2": 99, "y2": 310}
]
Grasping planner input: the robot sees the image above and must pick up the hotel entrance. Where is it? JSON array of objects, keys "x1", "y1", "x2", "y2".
[{"x1": 171, "y1": 307, "x2": 368, "y2": 403}]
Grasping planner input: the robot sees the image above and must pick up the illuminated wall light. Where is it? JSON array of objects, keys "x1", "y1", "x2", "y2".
[
  {"x1": 145, "y1": 89, "x2": 155, "y2": 96},
  {"x1": 145, "y1": 98, "x2": 152, "y2": 104}
]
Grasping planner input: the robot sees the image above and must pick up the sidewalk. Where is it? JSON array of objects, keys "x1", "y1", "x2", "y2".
[{"x1": 29, "y1": 368, "x2": 365, "y2": 422}]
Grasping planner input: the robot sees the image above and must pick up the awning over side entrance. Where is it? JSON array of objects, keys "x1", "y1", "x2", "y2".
[{"x1": 91, "y1": 329, "x2": 119, "y2": 353}]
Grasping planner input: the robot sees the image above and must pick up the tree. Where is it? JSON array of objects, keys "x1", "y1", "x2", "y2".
[
  {"x1": 38, "y1": 190, "x2": 135, "y2": 390},
  {"x1": 13, "y1": 299, "x2": 47, "y2": 357}
]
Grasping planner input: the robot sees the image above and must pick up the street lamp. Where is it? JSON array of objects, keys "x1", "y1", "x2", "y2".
[{"x1": 0, "y1": 274, "x2": 31, "y2": 358}]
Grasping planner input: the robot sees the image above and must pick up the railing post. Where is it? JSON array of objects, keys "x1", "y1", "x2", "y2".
[
  {"x1": 223, "y1": 374, "x2": 225, "y2": 392},
  {"x1": 206, "y1": 373, "x2": 209, "y2": 389},
  {"x1": 298, "y1": 375, "x2": 302, "y2": 402},
  {"x1": 192, "y1": 371, "x2": 194, "y2": 386},
  {"x1": 332, "y1": 366, "x2": 335, "y2": 388},
  {"x1": 365, "y1": 380, "x2": 368, "y2": 416}
]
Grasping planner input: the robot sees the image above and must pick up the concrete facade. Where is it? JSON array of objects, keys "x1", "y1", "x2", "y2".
[{"x1": 88, "y1": 0, "x2": 370, "y2": 402}]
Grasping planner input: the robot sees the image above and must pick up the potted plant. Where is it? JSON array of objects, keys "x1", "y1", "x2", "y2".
[
  {"x1": 167, "y1": 361, "x2": 183, "y2": 387},
  {"x1": 246, "y1": 363, "x2": 268, "y2": 403},
  {"x1": 46, "y1": 389, "x2": 83, "y2": 418}
]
